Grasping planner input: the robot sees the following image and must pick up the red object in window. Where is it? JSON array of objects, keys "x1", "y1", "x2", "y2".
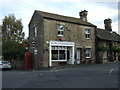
[{"x1": 59, "y1": 38, "x2": 65, "y2": 41}]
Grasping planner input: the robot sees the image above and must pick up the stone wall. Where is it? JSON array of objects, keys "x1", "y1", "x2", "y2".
[
  {"x1": 43, "y1": 18, "x2": 96, "y2": 67},
  {"x1": 29, "y1": 13, "x2": 44, "y2": 68},
  {"x1": 97, "y1": 40, "x2": 120, "y2": 63}
]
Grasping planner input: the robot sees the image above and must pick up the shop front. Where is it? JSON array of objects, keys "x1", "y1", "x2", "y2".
[{"x1": 49, "y1": 41, "x2": 75, "y2": 67}]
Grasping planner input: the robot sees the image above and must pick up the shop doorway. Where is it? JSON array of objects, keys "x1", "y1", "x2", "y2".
[{"x1": 67, "y1": 47, "x2": 74, "y2": 64}]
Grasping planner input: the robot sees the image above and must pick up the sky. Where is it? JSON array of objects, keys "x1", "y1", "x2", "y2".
[{"x1": 0, "y1": 0, "x2": 119, "y2": 38}]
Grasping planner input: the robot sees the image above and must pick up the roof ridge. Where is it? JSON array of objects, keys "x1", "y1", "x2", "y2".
[
  {"x1": 35, "y1": 10, "x2": 96, "y2": 27},
  {"x1": 35, "y1": 10, "x2": 80, "y2": 19},
  {"x1": 96, "y1": 28, "x2": 120, "y2": 42}
]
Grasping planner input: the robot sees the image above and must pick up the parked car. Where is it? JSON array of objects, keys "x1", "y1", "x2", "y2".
[{"x1": 0, "y1": 61, "x2": 11, "y2": 70}]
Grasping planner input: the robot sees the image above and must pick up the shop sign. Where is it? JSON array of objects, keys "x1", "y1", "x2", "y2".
[{"x1": 50, "y1": 41, "x2": 74, "y2": 46}]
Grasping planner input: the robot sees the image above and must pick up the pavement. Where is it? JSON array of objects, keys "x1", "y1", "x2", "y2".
[{"x1": 9, "y1": 63, "x2": 96, "y2": 71}]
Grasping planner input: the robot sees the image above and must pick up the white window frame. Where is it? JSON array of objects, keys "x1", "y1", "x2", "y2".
[
  {"x1": 49, "y1": 41, "x2": 75, "y2": 67},
  {"x1": 51, "y1": 46, "x2": 67, "y2": 61},
  {"x1": 33, "y1": 26, "x2": 37, "y2": 37},
  {"x1": 58, "y1": 25, "x2": 64, "y2": 37},
  {"x1": 85, "y1": 29, "x2": 90, "y2": 39},
  {"x1": 85, "y1": 48, "x2": 91, "y2": 58}
]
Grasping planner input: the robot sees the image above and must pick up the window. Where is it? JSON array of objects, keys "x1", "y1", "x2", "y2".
[
  {"x1": 33, "y1": 26, "x2": 37, "y2": 37},
  {"x1": 52, "y1": 50, "x2": 58, "y2": 60},
  {"x1": 58, "y1": 25, "x2": 64, "y2": 36},
  {"x1": 51, "y1": 46, "x2": 67, "y2": 61},
  {"x1": 85, "y1": 29, "x2": 90, "y2": 39},
  {"x1": 59, "y1": 50, "x2": 66, "y2": 60},
  {"x1": 85, "y1": 48, "x2": 91, "y2": 58}
]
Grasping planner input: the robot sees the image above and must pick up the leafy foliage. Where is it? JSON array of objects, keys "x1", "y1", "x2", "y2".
[
  {"x1": 98, "y1": 46, "x2": 120, "y2": 52},
  {"x1": 110, "y1": 46, "x2": 120, "y2": 52},
  {"x1": 98, "y1": 46, "x2": 108, "y2": 52},
  {"x1": 2, "y1": 14, "x2": 25, "y2": 43},
  {"x1": 2, "y1": 14, "x2": 26, "y2": 60}
]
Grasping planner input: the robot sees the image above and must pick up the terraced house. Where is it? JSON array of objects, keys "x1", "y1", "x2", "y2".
[
  {"x1": 96, "y1": 18, "x2": 120, "y2": 63},
  {"x1": 29, "y1": 10, "x2": 120, "y2": 68}
]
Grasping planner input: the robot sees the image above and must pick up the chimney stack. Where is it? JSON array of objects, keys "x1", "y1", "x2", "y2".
[
  {"x1": 79, "y1": 10, "x2": 88, "y2": 21},
  {"x1": 104, "y1": 18, "x2": 112, "y2": 31}
]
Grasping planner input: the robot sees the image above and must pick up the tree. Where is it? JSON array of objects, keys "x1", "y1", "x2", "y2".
[
  {"x1": 2, "y1": 14, "x2": 25, "y2": 60},
  {"x1": 2, "y1": 14, "x2": 25, "y2": 43},
  {"x1": 3, "y1": 41, "x2": 26, "y2": 60}
]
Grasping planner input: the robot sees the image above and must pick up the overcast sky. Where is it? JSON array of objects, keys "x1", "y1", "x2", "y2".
[{"x1": 0, "y1": 0, "x2": 119, "y2": 38}]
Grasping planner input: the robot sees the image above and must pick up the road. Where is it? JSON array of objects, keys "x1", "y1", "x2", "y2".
[{"x1": 1, "y1": 62, "x2": 119, "y2": 88}]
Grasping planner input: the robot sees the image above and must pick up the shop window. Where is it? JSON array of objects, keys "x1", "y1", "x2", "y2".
[
  {"x1": 85, "y1": 29, "x2": 90, "y2": 39},
  {"x1": 52, "y1": 50, "x2": 58, "y2": 60},
  {"x1": 58, "y1": 25, "x2": 64, "y2": 36},
  {"x1": 51, "y1": 46, "x2": 67, "y2": 61},
  {"x1": 59, "y1": 50, "x2": 66, "y2": 60},
  {"x1": 85, "y1": 48, "x2": 91, "y2": 58}
]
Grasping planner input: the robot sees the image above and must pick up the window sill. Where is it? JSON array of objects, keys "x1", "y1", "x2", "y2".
[
  {"x1": 58, "y1": 35, "x2": 63, "y2": 37},
  {"x1": 86, "y1": 57, "x2": 91, "y2": 59},
  {"x1": 85, "y1": 38, "x2": 90, "y2": 39},
  {"x1": 51, "y1": 60, "x2": 67, "y2": 62}
]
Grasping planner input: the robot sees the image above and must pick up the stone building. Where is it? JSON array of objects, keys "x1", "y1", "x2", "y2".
[
  {"x1": 29, "y1": 10, "x2": 97, "y2": 68},
  {"x1": 96, "y1": 18, "x2": 120, "y2": 63}
]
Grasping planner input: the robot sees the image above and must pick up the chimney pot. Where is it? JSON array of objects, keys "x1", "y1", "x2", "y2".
[
  {"x1": 79, "y1": 10, "x2": 88, "y2": 21},
  {"x1": 104, "y1": 18, "x2": 112, "y2": 31}
]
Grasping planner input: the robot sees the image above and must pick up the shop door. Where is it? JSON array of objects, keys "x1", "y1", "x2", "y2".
[
  {"x1": 77, "y1": 48, "x2": 80, "y2": 64},
  {"x1": 67, "y1": 47, "x2": 73, "y2": 64}
]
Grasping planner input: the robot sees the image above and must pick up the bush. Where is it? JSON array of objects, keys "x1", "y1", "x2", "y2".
[
  {"x1": 98, "y1": 46, "x2": 108, "y2": 52},
  {"x1": 2, "y1": 42, "x2": 26, "y2": 60}
]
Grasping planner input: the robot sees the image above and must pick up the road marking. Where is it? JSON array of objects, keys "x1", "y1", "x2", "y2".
[
  {"x1": 109, "y1": 69, "x2": 114, "y2": 74},
  {"x1": 39, "y1": 74, "x2": 43, "y2": 76}
]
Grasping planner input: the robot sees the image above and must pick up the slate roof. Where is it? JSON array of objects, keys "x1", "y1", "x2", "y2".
[
  {"x1": 96, "y1": 28, "x2": 120, "y2": 42},
  {"x1": 35, "y1": 10, "x2": 96, "y2": 27}
]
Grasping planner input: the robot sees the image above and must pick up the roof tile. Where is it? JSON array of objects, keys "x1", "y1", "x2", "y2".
[
  {"x1": 35, "y1": 10, "x2": 96, "y2": 27},
  {"x1": 96, "y1": 28, "x2": 120, "y2": 42}
]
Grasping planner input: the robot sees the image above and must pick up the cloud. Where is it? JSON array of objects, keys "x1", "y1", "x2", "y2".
[
  {"x1": 16, "y1": 0, "x2": 119, "y2": 3},
  {"x1": 0, "y1": 0, "x2": 119, "y2": 37}
]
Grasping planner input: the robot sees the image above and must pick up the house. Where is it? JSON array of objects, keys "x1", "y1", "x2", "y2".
[
  {"x1": 29, "y1": 10, "x2": 97, "y2": 68},
  {"x1": 96, "y1": 18, "x2": 120, "y2": 63}
]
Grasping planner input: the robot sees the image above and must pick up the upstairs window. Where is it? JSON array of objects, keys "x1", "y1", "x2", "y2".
[
  {"x1": 58, "y1": 25, "x2": 64, "y2": 36},
  {"x1": 33, "y1": 26, "x2": 37, "y2": 37},
  {"x1": 85, "y1": 29, "x2": 90, "y2": 39}
]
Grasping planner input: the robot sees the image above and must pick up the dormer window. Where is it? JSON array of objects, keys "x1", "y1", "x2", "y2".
[
  {"x1": 85, "y1": 29, "x2": 90, "y2": 39},
  {"x1": 58, "y1": 25, "x2": 64, "y2": 36}
]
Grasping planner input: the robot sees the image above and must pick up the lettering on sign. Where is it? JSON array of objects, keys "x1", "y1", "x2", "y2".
[{"x1": 50, "y1": 41, "x2": 74, "y2": 46}]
